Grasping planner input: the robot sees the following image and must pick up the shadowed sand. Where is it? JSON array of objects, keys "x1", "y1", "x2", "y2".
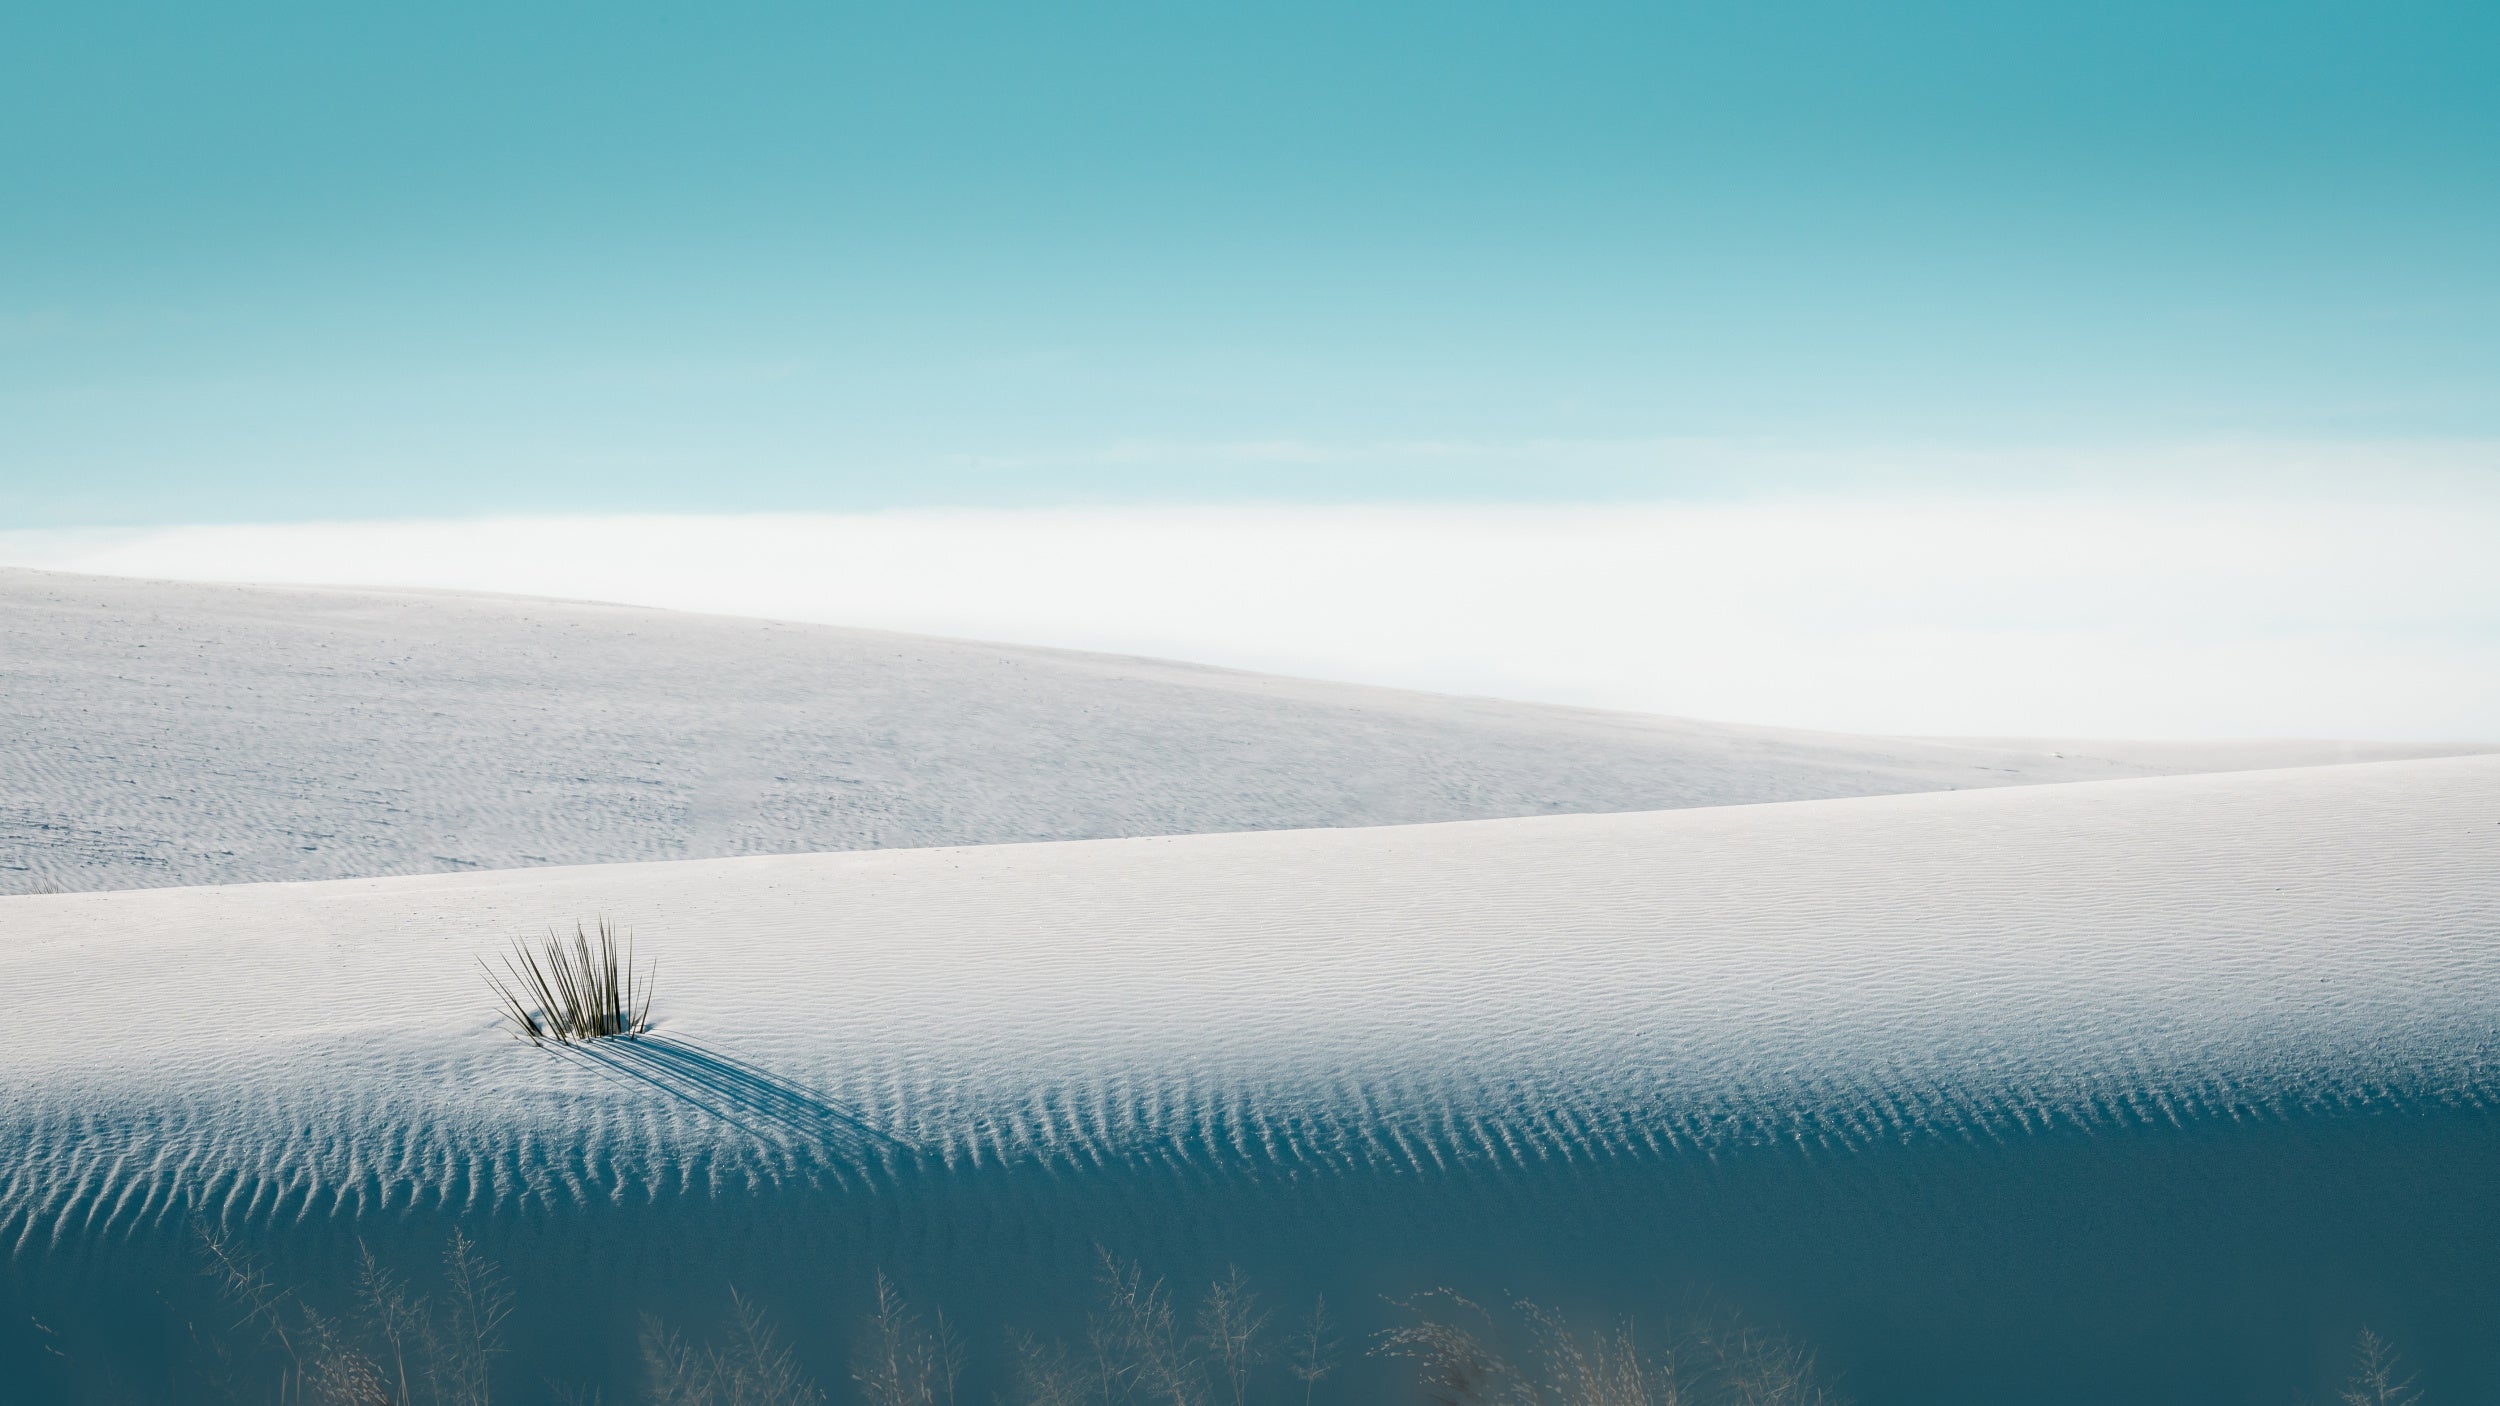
[
  {"x1": 558, "y1": 1034, "x2": 913, "y2": 1157},
  {"x1": 2, "y1": 755, "x2": 2497, "y2": 1401}
]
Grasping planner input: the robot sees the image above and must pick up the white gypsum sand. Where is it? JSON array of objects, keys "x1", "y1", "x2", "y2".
[
  {"x1": 1, "y1": 755, "x2": 2496, "y2": 1403},
  {"x1": 1, "y1": 565, "x2": 2484, "y2": 895}
]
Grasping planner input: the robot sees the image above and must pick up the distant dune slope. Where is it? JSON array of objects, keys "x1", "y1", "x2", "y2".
[
  {"x1": 3, "y1": 756, "x2": 2497, "y2": 1403},
  {"x1": 2, "y1": 567, "x2": 2481, "y2": 893}
]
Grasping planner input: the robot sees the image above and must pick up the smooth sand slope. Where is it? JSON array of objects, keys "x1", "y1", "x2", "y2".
[
  {"x1": 4, "y1": 566, "x2": 2480, "y2": 895},
  {"x1": 4, "y1": 755, "x2": 2497, "y2": 1403}
]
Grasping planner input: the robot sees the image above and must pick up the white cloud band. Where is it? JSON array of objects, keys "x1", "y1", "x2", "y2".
[{"x1": 7, "y1": 498, "x2": 2495, "y2": 740}]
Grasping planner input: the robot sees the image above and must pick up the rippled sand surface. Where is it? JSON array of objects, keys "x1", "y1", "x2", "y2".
[
  {"x1": 4, "y1": 756, "x2": 2496, "y2": 1402},
  {"x1": 7, "y1": 566, "x2": 2474, "y2": 896}
]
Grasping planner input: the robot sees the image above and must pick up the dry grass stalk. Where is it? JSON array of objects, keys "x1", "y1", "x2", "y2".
[
  {"x1": 852, "y1": 1271, "x2": 966, "y2": 1406},
  {"x1": 640, "y1": 1291, "x2": 821, "y2": 1406},
  {"x1": 1194, "y1": 1267, "x2": 1268, "y2": 1406},
  {"x1": 1282, "y1": 1295, "x2": 1341, "y2": 1406},
  {"x1": 141, "y1": 1238, "x2": 2437, "y2": 1406},
  {"x1": 1379, "y1": 1292, "x2": 1842, "y2": 1406},
  {"x1": 1089, "y1": 1251, "x2": 1198, "y2": 1406},
  {"x1": 2340, "y1": 1329, "x2": 2424, "y2": 1406},
  {"x1": 194, "y1": 1226, "x2": 512, "y2": 1406},
  {"x1": 483, "y1": 919, "x2": 654, "y2": 1046},
  {"x1": 1002, "y1": 1252, "x2": 1309, "y2": 1406}
]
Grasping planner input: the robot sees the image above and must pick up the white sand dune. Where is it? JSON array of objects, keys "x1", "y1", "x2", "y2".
[
  {"x1": 4, "y1": 755, "x2": 2497, "y2": 1402},
  {"x1": 4, "y1": 565, "x2": 2480, "y2": 896}
]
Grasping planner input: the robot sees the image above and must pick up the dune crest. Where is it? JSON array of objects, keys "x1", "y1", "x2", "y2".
[{"x1": 2, "y1": 566, "x2": 2482, "y2": 895}]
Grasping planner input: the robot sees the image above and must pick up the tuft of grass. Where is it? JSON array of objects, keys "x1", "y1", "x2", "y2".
[{"x1": 483, "y1": 919, "x2": 655, "y2": 1046}]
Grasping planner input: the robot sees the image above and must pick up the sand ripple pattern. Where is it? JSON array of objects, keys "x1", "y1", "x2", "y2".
[{"x1": 2, "y1": 756, "x2": 2496, "y2": 1251}]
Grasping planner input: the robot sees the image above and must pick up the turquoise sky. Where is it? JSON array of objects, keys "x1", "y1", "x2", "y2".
[{"x1": 4, "y1": 2, "x2": 2496, "y2": 527}]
